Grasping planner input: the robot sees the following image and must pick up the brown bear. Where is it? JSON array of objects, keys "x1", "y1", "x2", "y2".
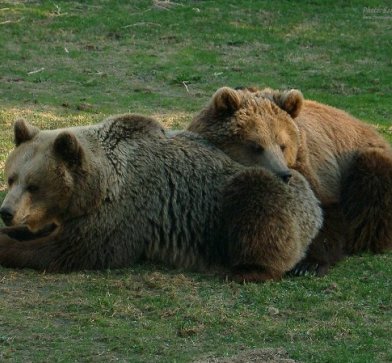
[
  {"x1": 0, "y1": 114, "x2": 322, "y2": 282},
  {"x1": 188, "y1": 87, "x2": 392, "y2": 275}
]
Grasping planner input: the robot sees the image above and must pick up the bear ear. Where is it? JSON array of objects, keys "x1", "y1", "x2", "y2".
[
  {"x1": 212, "y1": 87, "x2": 242, "y2": 114},
  {"x1": 273, "y1": 89, "x2": 304, "y2": 118},
  {"x1": 53, "y1": 131, "x2": 84, "y2": 166},
  {"x1": 14, "y1": 119, "x2": 40, "y2": 146}
]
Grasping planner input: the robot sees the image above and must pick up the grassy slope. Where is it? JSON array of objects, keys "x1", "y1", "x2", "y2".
[{"x1": 0, "y1": 1, "x2": 391, "y2": 362}]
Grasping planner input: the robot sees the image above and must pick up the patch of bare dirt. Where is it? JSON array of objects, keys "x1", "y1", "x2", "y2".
[{"x1": 194, "y1": 348, "x2": 298, "y2": 363}]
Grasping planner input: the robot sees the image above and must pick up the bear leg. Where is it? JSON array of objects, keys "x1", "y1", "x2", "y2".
[
  {"x1": 0, "y1": 231, "x2": 57, "y2": 270},
  {"x1": 289, "y1": 204, "x2": 347, "y2": 277},
  {"x1": 341, "y1": 149, "x2": 392, "y2": 254},
  {"x1": 0, "y1": 224, "x2": 55, "y2": 241},
  {"x1": 0, "y1": 228, "x2": 85, "y2": 272}
]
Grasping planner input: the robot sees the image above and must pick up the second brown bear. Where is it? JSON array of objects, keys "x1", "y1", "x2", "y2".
[{"x1": 188, "y1": 87, "x2": 392, "y2": 275}]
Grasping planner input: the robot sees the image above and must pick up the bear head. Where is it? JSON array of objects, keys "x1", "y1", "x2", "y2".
[
  {"x1": 0, "y1": 114, "x2": 166, "y2": 234},
  {"x1": 188, "y1": 86, "x2": 303, "y2": 182},
  {"x1": 0, "y1": 114, "x2": 166, "y2": 232},
  {"x1": 0, "y1": 119, "x2": 98, "y2": 234}
]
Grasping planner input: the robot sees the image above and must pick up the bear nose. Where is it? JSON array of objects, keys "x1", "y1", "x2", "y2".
[
  {"x1": 0, "y1": 207, "x2": 14, "y2": 226},
  {"x1": 278, "y1": 171, "x2": 292, "y2": 183}
]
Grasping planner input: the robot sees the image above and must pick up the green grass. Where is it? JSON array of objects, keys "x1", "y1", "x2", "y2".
[
  {"x1": 0, "y1": 1, "x2": 391, "y2": 362},
  {"x1": 1, "y1": 260, "x2": 391, "y2": 363}
]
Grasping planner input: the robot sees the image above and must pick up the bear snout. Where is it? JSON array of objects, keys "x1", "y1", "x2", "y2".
[{"x1": 0, "y1": 206, "x2": 15, "y2": 226}]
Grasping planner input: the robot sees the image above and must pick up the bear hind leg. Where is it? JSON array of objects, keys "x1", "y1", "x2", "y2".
[
  {"x1": 341, "y1": 149, "x2": 392, "y2": 254},
  {"x1": 289, "y1": 204, "x2": 347, "y2": 277}
]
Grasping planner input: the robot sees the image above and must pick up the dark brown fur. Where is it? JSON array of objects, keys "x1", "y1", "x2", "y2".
[
  {"x1": 341, "y1": 149, "x2": 392, "y2": 254},
  {"x1": 0, "y1": 114, "x2": 323, "y2": 282},
  {"x1": 221, "y1": 169, "x2": 321, "y2": 281}
]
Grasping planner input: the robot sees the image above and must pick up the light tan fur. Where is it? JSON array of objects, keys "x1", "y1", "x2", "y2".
[
  {"x1": 252, "y1": 88, "x2": 392, "y2": 204},
  {"x1": 188, "y1": 87, "x2": 392, "y2": 275},
  {"x1": 189, "y1": 87, "x2": 298, "y2": 181}
]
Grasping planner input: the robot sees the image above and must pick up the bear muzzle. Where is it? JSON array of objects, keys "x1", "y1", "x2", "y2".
[{"x1": 259, "y1": 146, "x2": 292, "y2": 184}]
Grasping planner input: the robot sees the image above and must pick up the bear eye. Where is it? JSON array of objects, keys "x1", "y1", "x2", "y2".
[
  {"x1": 7, "y1": 176, "x2": 15, "y2": 186},
  {"x1": 26, "y1": 184, "x2": 39, "y2": 193},
  {"x1": 249, "y1": 142, "x2": 263, "y2": 153},
  {"x1": 280, "y1": 144, "x2": 287, "y2": 152}
]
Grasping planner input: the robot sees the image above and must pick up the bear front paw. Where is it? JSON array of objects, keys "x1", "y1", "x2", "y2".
[{"x1": 288, "y1": 260, "x2": 330, "y2": 277}]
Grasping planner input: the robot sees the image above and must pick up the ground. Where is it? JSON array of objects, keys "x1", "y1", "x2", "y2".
[{"x1": 0, "y1": 1, "x2": 391, "y2": 362}]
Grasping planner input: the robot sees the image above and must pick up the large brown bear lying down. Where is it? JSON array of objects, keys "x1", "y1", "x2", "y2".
[
  {"x1": 188, "y1": 87, "x2": 392, "y2": 276},
  {"x1": 0, "y1": 114, "x2": 322, "y2": 282}
]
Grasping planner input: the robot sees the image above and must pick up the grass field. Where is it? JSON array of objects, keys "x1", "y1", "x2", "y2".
[{"x1": 0, "y1": 1, "x2": 391, "y2": 362}]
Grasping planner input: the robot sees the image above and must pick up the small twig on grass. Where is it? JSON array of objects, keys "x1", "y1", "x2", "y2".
[
  {"x1": 1, "y1": 18, "x2": 23, "y2": 25},
  {"x1": 27, "y1": 68, "x2": 45, "y2": 75},
  {"x1": 153, "y1": 0, "x2": 184, "y2": 11},
  {"x1": 53, "y1": 3, "x2": 61, "y2": 15},
  {"x1": 182, "y1": 81, "x2": 190, "y2": 94},
  {"x1": 123, "y1": 22, "x2": 162, "y2": 28}
]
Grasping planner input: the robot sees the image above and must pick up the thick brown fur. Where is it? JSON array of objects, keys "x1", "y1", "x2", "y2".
[
  {"x1": 341, "y1": 149, "x2": 392, "y2": 254},
  {"x1": 0, "y1": 114, "x2": 322, "y2": 282},
  {"x1": 188, "y1": 87, "x2": 392, "y2": 275},
  {"x1": 221, "y1": 168, "x2": 322, "y2": 281},
  {"x1": 188, "y1": 87, "x2": 299, "y2": 181}
]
